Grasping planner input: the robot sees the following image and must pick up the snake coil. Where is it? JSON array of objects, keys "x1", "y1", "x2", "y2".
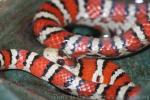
[{"x1": 1, "y1": 0, "x2": 150, "y2": 100}]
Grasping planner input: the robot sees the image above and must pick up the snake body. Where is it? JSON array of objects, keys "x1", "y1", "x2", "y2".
[
  {"x1": 0, "y1": 49, "x2": 140, "y2": 100},
  {"x1": 0, "y1": 0, "x2": 150, "y2": 100},
  {"x1": 33, "y1": 0, "x2": 150, "y2": 57}
]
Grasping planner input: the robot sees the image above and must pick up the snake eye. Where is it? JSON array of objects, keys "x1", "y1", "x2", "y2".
[{"x1": 57, "y1": 59, "x2": 65, "y2": 65}]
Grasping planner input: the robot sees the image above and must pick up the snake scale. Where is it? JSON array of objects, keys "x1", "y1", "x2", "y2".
[{"x1": 1, "y1": 0, "x2": 150, "y2": 100}]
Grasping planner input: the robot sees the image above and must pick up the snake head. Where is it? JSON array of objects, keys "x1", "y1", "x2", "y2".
[
  {"x1": 43, "y1": 48, "x2": 63, "y2": 63},
  {"x1": 43, "y1": 48, "x2": 76, "y2": 66}
]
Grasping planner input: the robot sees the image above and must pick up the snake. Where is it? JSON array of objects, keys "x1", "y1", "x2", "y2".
[{"x1": 1, "y1": 0, "x2": 150, "y2": 100}]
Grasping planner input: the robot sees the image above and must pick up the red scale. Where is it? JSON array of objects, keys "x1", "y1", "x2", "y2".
[
  {"x1": 16, "y1": 50, "x2": 29, "y2": 69},
  {"x1": 100, "y1": 38, "x2": 118, "y2": 57},
  {"x1": 123, "y1": 30, "x2": 142, "y2": 52},
  {"x1": 40, "y1": 2, "x2": 65, "y2": 25},
  {"x1": 111, "y1": 2, "x2": 126, "y2": 22}
]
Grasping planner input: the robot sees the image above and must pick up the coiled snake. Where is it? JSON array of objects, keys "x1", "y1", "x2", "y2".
[{"x1": 1, "y1": 0, "x2": 150, "y2": 100}]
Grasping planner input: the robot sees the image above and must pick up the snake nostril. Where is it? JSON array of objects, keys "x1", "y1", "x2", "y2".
[{"x1": 57, "y1": 59, "x2": 65, "y2": 65}]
